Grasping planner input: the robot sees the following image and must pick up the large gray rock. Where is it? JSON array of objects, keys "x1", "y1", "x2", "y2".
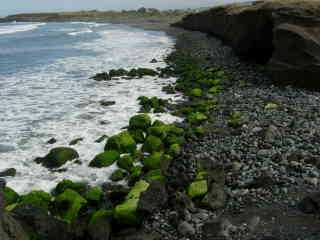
[{"x1": 175, "y1": 0, "x2": 320, "y2": 89}]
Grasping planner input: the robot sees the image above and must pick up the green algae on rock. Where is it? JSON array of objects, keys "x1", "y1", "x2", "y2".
[
  {"x1": 104, "y1": 131, "x2": 136, "y2": 154},
  {"x1": 89, "y1": 150, "x2": 120, "y2": 168},
  {"x1": 129, "y1": 114, "x2": 152, "y2": 131},
  {"x1": 114, "y1": 180, "x2": 149, "y2": 225},
  {"x1": 34, "y1": 147, "x2": 79, "y2": 169},
  {"x1": 142, "y1": 135, "x2": 163, "y2": 153},
  {"x1": 54, "y1": 189, "x2": 87, "y2": 223},
  {"x1": 53, "y1": 179, "x2": 87, "y2": 196},
  {"x1": 20, "y1": 190, "x2": 52, "y2": 211}
]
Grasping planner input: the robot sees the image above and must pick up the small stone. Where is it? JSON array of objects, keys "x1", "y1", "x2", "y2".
[
  {"x1": 0, "y1": 168, "x2": 16, "y2": 177},
  {"x1": 178, "y1": 221, "x2": 195, "y2": 237},
  {"x1": 46, "y1": 138, "x2": 57, "y2": 144}
]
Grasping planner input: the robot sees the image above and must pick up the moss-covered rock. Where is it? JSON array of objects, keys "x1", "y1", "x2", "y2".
[
  {"x1": 35, "y1": 147, "x2": 79, "y2": 169},
  {"x1": 190, "y1": 88, "x2": 202, "y2": 97},
  {"x1": 85, "y1": 187, "x2": 103, "y2": 203},
  {"x1": 53, "y1": 179, "x2": 87, "y2": 196},
  {"x1": 187, "y1": 112, "x2": 208, "y2": 125},
  {"x1": 144, "y1": 169, "x2": 164, "y2": 182},
  {"x1": 89, "y1": 150, "x2": 120, "y2": 168},
  {"x1": 227, "y1": 111, "x2": 244, "y2": 128},
  {"x1": 168, "y1": 144, "x2": 181, "y2": 156},
  {"x1": 69, "y1": 138, "x2": 83, "y2": 146},
  {"x1": 110, "y1": 169, "x2": 128, "y2": 182},
  {"x1": 128, "y1": 166, "x2": 143, "y2": 184},
  {"x1": 129, "y1": 114, "x2": 152, "y2": 131},
  {"x1": 142, "y1": 135, "x2": 163, "y2": 153},
  {"x1": 152, "y1": 120, "x2": 165, "y2": 127},
  {"x1": 187, "y1": 180, "x2": 208, "y2": 199},
  {"x1": 128, "y1": 129, "x2": 145, "y2": 143},
  {"x1": 147, "y1": 126, "x2": 168, "y2": 140},
  {"x1": 114, "y1": 180, "x2": 149, "y2": 225},
  {"x1": 89, "y1": 209, "x2": 113, "y2": 225},
  {"x1": 105, "y1": 131, "x2": 136, "y2": 154},
  {"x1": 208, "y1": 86, "x2": 223, "y2": 94},
  {"x1": 20, "y1": 190, "x2": 52, "y2": 210},
  {"x1": 54, "y1": 189, "x2": 87, "y2": 223},
  {"x1": 4, "y1": 187, "x2": 19, "y2": 206},
  {"x1": 143, "y1": 152, "x2": 162, "y2": 170},
  {"x1": 117, "y1": 155, "x2": 134, "y2": 171}
]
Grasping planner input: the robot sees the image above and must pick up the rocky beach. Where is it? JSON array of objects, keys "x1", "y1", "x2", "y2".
[{"x1": 1, "y1": 1, "x2": 320, "y2": 239}]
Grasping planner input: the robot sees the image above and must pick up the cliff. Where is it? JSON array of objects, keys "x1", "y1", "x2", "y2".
[{"x1": 175, "y1": 0, "x2": 320, "y2": 89}]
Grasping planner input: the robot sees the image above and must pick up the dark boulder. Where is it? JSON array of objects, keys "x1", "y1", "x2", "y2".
[
  {"x1": 0, "y1": 168, "x2": 16, "y2": 177},
  {"x1": 12, "y1": 205, "x2": 72, "y2": 240},
  {"x1": 137, "y1": 180, "x2": 168, "y2": 214},
  {"x1": 175, "y1": 0, "x2": 320, "y2": 89},
  {"x1": 298, "y1": 192, "x2": 320, "y2": 214},
  {"x1": 34, "y1": 147, "x2": 79, "y2": 169}
]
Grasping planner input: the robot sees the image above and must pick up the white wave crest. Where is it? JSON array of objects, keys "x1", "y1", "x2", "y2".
[
  {"x1": 0, "y1": 23, "x2": 46, "y2": 35},
  {"x1": 68, "y1": 28, "x2": 93, "y2": 36}
]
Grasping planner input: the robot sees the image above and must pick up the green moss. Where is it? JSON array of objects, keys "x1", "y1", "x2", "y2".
[
  {"x1": 187, "y1": 112, "x2": 208, "y2": 125},
  {"x1": 117, "y1": 155, "x2": 134, "y2": 171},
  {"x1": 89, "y1": 209, "x2": 113, "y2": 225},
  {"x1": 187, "y1": 180, "x2": 208, "y2": 199},
  {"x1": 110, "y1": 169, "x2": 128, "y2": 182},
  {"x1": 144, "y1": 169, "x2": 164, "y2": 182},
  {"x1": 128, "y1": 166, "x2": 143, "y2": 183},
  {"x1": 168, "y1": 144, "x2": 181, "y2": 156},
  {"x1": 85, "y1": 187, "x2": 103, "y2": 203},
  {"x1": 128, "y1": 129, "x2": 145, "y2": 143},
  {"x1": 35, "y1": 147, "x2": 79, "y2": 168},
  {"x1": 114, "y1": 180, "x2": 149, "y2": 225},
  {"x1": 227, "y1": 111, "x2": 243, "y2": 128},
  {"x1": 105, "y1": 131, "x2": 136, "y2": 154},
  {"x1": 53, "y1": 179, "x2": 87, "y2": 196},
  {"x1": 152, "y1": 120, "x2": 165, "y2": 127},
  {"x1": 4, "y1": 187, "x2": 19, "y2": 206},
  {"x1": 194, "y1": 126, "x2": 205, "y2": 136},
  {"x1": 143, "y1": 152, "x2": 162, "y2": 170},
  {"x1": 208, "y1": 86, "x2": 223, "y2": 94},
  {"x1": 142, "y1": 135, "x2": 163, "y2": 153},
  {"x1": 265, "y1": 102, "x2": 278, "y2": 110},
  {"x1": 190, "y1": 88, "x2": 202, "y2": 97},
  {"x1": 147, "y1": 126, "x2": 168, "y2": 140},
  {"x1": 20, "y1": 190, "x2": 52, "y2": 210},
  {"x1": 89, "y1": 150, "x2": 120, "y2": 168},
  {"x1": 54, "y1": 189, "x2": 87, "y2": 223},
  {"x1": 129, "y1": 114, "x2": 152, "y2": 131}
]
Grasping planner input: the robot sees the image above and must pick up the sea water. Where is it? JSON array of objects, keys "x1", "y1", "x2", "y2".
[{"x1": 0, "y1": 21, "x2": 180, "y2": 193}]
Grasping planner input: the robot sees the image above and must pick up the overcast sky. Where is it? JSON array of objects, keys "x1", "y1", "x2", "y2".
[{"x1": 1, "y1": 0, "x2": 245, "y2": 16}]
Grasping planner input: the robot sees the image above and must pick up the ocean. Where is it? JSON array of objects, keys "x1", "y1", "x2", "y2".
[{"x1": 0, "y1": 21, "x2": 180, "y2": 193}]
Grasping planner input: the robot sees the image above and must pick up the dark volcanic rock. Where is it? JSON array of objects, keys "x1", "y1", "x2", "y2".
[
  {"x1": 0, "y1": 168, "x2": 16, "y2": 177},
  {"x1": 137, "y1": 180, "x2": 168, "y2": 214},
  {"x1": 175, "y1": 0, "x2": 320, "y2": 89},
  {"x1": 298, "y1": 192, "x2": 320, "y2": 214},
  {"x1": 12, "y1": 205, "x2": 72, "y2": 240}
]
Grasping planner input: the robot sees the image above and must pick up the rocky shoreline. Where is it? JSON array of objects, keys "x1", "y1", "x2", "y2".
[{"x1": 2, "y1": 1, "x2": 320, "y2": 240}]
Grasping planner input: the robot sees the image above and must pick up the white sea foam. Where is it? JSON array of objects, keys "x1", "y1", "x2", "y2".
[
  {"x1": 0, "y1": 23, "x2": 45, "y2": 35},
  {"x1": 68, "y1": 28, "x2": 93, "y2": 36},
  {"x1": 0, "y1": 23, "x2": 182, "y2": 193}
]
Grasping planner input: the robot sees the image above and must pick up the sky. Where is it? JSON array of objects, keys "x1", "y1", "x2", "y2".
[{"x1": 0, "y1": 0, "x2": 244, "y2": 17}]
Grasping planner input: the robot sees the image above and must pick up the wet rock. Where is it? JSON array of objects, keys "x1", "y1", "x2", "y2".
[
  {"x1": 100, "y1": 100, "x2": 116, "y2": 107},
  {"x1": 138, "y1": 180, "x2": 168, "y2": 214},
  {"x1": 34, "y1": 147, "x2": 79, "y2": 169},
  {"x1": 69, "y1": 137, "x2": 83, "y2": 146},
  {"x1": 150, "y1": 58, "x2": 158, "y2": 63},
  {"x1": 47, "y1": 138, "x2": 57, "y2": 144},
  {"x1": 177, "y1": 221, "x2": 195, "y2": 237},
  {"x1": 0, "y1": 213, "x2": 29, "y2": 240},
  {"x1": 298, "y1": 192, "x2": 320, "y2": 214},
  {"x1": 0, "y1": 168, "x2": 16, "y2": 177},
  {"x1": 264, "y1": 125, "x2": 280, "y2": 143},
  {"x1": 91, "y1": 72, "x2": 111, "y2": 81},
  {"x1": 13, "y1": 205, "x2": 71, "y2": 240},
  {"x1": 244, "y1": 174, "x2": 276, "y2": 189},
  {"x1": 111, "y1": 228, "x2": 161, "y2": 240},
  {"x1": 95, "y1": 135, "x2": 108, "y2": 143},
  {"x1": 87, "y1": 210, "x2": 112, "y2": 240},
  {"x1": 202, "y1": 218, "x2": 233, "y2": 240}
]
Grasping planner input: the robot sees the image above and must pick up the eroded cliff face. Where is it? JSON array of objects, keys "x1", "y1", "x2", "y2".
[{"x1": 175, "y1": 0, "x2": 320, "y2": 89}]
